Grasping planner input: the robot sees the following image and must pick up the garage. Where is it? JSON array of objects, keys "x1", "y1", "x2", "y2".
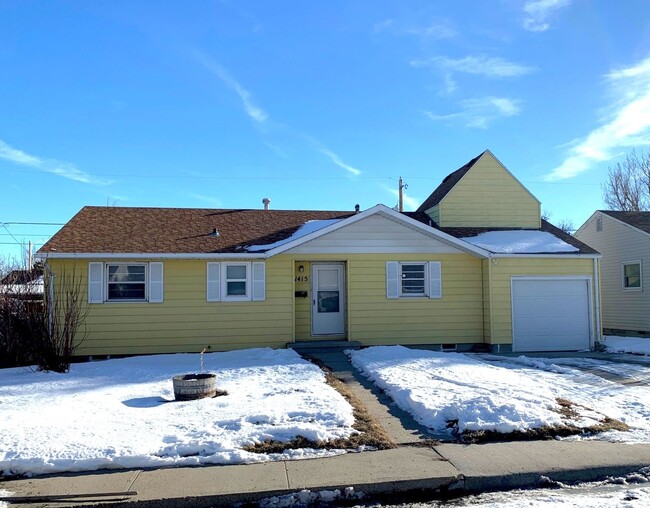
[{"x1": 511, "y1": 278, "x2": 592, "y2": 352}]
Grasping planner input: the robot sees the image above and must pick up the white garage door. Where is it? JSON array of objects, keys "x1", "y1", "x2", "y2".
[{"x1": 512, "y1": 278, "x2": 591, "y2": 352}]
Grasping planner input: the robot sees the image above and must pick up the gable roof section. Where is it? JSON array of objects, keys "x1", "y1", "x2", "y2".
[
  {"x1": 600, "y1": 210, "x2": 650, "y2": 235},
  {"x1": 416, "y1": 151, "x2": 484, "y2": 213},
  {"x1": 38, "y1": 206, "x2": 354, "y2": 257},
  {"x1": 416, "y1": 150, "x2": 540, "y2": 215}
]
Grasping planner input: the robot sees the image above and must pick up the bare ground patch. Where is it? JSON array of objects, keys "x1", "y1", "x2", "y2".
[
  {"x1": 243, "y1": 368, "x2": 396, "y2": 454},
  {"x1": 457, "y1": 397, "x2": 630, "y2": 444}
]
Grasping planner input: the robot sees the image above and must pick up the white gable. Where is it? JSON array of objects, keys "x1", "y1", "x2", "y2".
[{"x1": 284, "y1": 214, "x2": 466, "y2": 254}]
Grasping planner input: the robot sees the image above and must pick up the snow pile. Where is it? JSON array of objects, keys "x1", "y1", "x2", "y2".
[
  {"x1": 461, "y1": 230, "x2": 579, "y2": 253},
  {"x1": 0, "y1": 490, "x2": 11, "y2": 508},
  {"x1": 258, "y1": 487, "x2": 361, "y2": 507},
  {"x1": 349, "y1": 346, "x2": 650, "y2": 441},
  {"x1": 348, "y1": 346, "x2": 599, "y2": 434},
  {"x1": 605, "y1": 335, "x2": 650, "y2": 356},
  {"x1": 246, "y1": 219, "x2": 341, "y2": 252},
  {"x1": 0, "y1": 348, "x2": 355, "y2": 477}
]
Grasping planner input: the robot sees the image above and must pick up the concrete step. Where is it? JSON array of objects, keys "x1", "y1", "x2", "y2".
[{"x1": 287, "y1": 340, "x2": 361, "y2": 355}]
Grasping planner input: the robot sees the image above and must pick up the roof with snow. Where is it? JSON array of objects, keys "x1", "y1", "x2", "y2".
[
  {"x1": 38, "y1": 206, "x2": 354, "y2": 255},
  {"x1": 601, "y1": 210, "x2": 650, "y2": 235}
]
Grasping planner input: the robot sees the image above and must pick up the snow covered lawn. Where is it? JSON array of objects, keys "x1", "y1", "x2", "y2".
[
  {"x1": 604, "y1": 335, "x2": 650, "y2": 356},
  {"x1": 0, "y1": 348, "x2": 356, "y2": 477},
  {"x1": 349, "y1": 346, "x2": 650, "y2": 442}
]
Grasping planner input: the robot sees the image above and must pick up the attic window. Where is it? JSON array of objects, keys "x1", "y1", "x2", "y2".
[{"x1": 596, "y1": 217, "x2": 603, "y2": 232}]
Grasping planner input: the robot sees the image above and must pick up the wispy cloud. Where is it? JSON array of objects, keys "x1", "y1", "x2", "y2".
[
  {"x1": 373, "y1": 18, "x2": 456, "y2": 39},
  {"x1": 188, "y1": 193, "x2": 222, "y2": 207},
  {"x1": 424, "y1": 97, "x2": 522, "y2": 129},
  {"x1": 545, "y1": 57, "x2": 650, "y2": 181},
  {"x1": 411, "y1": 55, "x2": 536, "y2": 78},
  {"x1": 319, "y1": 148, "x2": 362, "y2": 176},
  {"x1": 383, "y1": 184, "x2": 420, "y2": 211},
  {"x1": 523, "y1": 0, "x2": 571, "y2": 32},
  {"x1": 0, "y1": 139, "x2": 109, "y2": 185},
  {"x1": 192, "y1": 50, "x2": 268, "y2": 123}
]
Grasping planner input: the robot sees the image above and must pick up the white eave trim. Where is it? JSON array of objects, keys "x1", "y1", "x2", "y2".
[
  {"x1": 264, "y1": 204, "x2": 491, "y2": 258},
  {"x1": 36, "y1": 252, "x2": 265, "y2": 260},
  {"x1": 490, "y1": 253, "x2": 602, "y2": 259}
]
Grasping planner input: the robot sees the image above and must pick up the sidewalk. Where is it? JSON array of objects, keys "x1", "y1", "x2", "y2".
[{"x1": 3, "y1": 352, "x2": 650, "y2": 507}]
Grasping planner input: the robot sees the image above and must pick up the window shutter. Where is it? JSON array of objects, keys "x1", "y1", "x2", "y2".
[
  {"x1": 252, "y1": 262, "x2": 266, "y2": 301},
  {"x1": 207, "y1": 262, "x2": 221, "y2": 301},
  {"x1": 149, "y1": 262, "x2": 164, "y2": 303},
  {"x1": 386, "y1": 261, "x2": 399, "y2": 299},
  {"x1": 88, "y1": 262, "x2": 104, "y2": 304},
  {"x1": 428, "y1": 261, "x2": 442, "y2": 299}
]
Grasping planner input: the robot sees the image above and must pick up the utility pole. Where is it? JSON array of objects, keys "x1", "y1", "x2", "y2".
[{"x1": 398, "y1": 177, "x2": 408, "y2": 212}]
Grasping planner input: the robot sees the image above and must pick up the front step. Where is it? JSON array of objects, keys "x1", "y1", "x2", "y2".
[{"x1": 287, "y1": 340, "x2": 361, "y2": 356}]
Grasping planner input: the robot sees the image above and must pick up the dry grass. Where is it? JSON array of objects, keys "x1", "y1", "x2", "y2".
[
  {"x1": 243, "y1": 367, "x2": 396, "y2": 454},
  {"x1": 459, "y1": 397, "x2": 630, "y2": 444}
]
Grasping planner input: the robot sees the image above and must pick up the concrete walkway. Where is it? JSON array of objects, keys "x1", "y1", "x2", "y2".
[{"x1": 3, "y1": 352, "x2": 650, "y2": 507}]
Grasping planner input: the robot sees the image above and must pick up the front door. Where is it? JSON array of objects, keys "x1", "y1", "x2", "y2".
[{"x1": 311, "y1": 263, "x2": 346, "y2": 336}]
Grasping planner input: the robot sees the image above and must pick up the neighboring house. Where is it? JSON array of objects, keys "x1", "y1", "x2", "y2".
[
  {"x1": 0, "y1": 268, "x2": 44, "y2": 303},
  {"x1": 575, "y1": 211, "x2": 650, "y2": 336},
  {"x1": 37, "y1": 150, "x2": 600, "y2": 356}
]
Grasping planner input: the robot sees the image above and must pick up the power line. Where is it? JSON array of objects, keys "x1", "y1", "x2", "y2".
[{"x1": 0, "y1": 222, "x2": 64, "y2": 226}]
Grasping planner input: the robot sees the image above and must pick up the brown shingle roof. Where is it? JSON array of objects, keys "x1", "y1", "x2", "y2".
[
  {"x1": 38, "y1": 206, "x2": 354, "y2": 255},
  {"x1": 416, "y1": 151, "x2": 485, "y2": 213},
  {"x1": 600, "y1": 210, "x2": 650, "y2": 235}
]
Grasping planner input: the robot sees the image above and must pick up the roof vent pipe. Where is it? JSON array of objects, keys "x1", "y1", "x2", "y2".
[
  {"x1": 262, "y1": 197, "x2": 271, "y2": 211},
  {"x1": 354, "y1": 204, "x2": 360, "y2": 213}
]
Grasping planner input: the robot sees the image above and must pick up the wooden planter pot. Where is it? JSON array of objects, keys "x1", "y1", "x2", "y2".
[{"x1": 172, "y1": 373, "x2": 217, "y2": 401}]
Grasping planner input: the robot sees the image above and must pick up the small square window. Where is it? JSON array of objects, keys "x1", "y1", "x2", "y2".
[
  {"x1": 400, "y1": 263, "x2": 426, "y2": 297},
  {"x1": 623, "y1": 262, "x2": 642, "y2": 290}
]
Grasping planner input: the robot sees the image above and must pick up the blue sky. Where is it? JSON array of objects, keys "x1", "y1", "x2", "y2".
[{"x1": 2, "y1": 0, "x2": 650, "y2": 263}]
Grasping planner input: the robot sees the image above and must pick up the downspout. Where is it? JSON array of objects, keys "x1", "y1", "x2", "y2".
[{"x1": 593, "y1": 257, "x2": 601, "y2": 348}]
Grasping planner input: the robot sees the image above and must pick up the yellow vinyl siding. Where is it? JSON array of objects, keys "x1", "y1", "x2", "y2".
[
  {"x1": 438, "y1": 152, "x2": 541, "y2": 228},
  {"x1": 294, "y1": 261, "x2": 312, "y2": 340},
  {"x1": 487, "y1": 258, "x2": 596, "y2": 345},
  {"x1": 289, "y1": 253, "x2": 483, "y2": 345},
  {"x1": 482, "y1": 258, "x2": 492, "y2": 341},
  {"x1": 48, "y1": 258, "x2": 293, "y2": 356}
]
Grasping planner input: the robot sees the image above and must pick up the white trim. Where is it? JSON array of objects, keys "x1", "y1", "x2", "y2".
[
  {"x1": 621, "y1": 260, "x2": 643, "y2": 291},
  {"x1": 510, "y1": 275, "x2": 594, "y2": 353},
  {"x1": 491, "y1": 253, "x2": 601, "y2": 259},
  {"x1": 38, "y1": 252, "x2": 264, "y2": 260},
  {"x1": 268, "y1": 204, "x2": 490, "y2": 258}
]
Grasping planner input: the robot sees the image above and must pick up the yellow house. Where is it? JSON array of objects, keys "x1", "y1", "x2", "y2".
[{"x1": 37, "y1": 150, "x2": 601, "y2": 356}]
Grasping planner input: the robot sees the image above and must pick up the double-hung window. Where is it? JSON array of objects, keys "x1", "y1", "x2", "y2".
[
  {"x1": 206, "y1": 261, "x2": 266, "y2": 302},
  {"x1": 107, "y1": 263, "x2": 147, "y2": 301},
  {"x1": 622, "y1": 261, "x2": 642, "y2": 290},
  {"x1": 386, "y1": 261, "x2": 441, "y2": 299},
  {"x1": 225, "y1": 263, "x2": 250, "y2": 300}
]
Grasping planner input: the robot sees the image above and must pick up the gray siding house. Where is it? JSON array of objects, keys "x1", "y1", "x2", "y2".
[{"x1": 575, "y1": 211, "x2": 650, "y2": 336}]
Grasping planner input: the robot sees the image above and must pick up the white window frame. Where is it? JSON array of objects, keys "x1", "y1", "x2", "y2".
[
  {"x1": 222, "y1": 262, "x2": 251, "y2": 301},
  {"x1": 105, "y1": 262, "x2": 148, "y2": 302},
  {"x1": 399, "y1": 262, "x2": 428, "y2": 298},
  {"x1": 622, "y1": 260, "x2": 642, "y2": 291}
]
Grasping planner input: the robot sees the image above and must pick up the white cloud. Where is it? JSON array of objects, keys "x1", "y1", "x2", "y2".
[
  {"x1": 523, "y1": 0, "x2": 571, "y2": 32},
  {"x1": 545, "y1": 57, "x2": 650, "y2": 181},
  {"x1": 383, "y1": 184, "x2": 420, "y2": 211},
  {"x1": 192, "y1": 50, "x2": 268, "y2": 123},
  {"x1": 319, "y1": 148, "x2": 362, "y2": 176},
  {"x1": 404, "y1": 22, "x2": 456, "y2": 39},
  {"x1": 411, "y1": 55, "x2": 536, "y2": 78},
  {"x1": 424, "y1": 97, "x2": 522, "y2": 129},
  {"x1": 188, "y1": 193, "x2": 222, "y2": 207},
  {"x1": 0, "y1": 139, "x2": 109, "y2": 185}
]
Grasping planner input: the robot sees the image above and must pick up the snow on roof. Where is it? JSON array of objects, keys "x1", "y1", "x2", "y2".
[
  {"x1": 460, "y1": 230, "x2": 579, "y2": 254},
  {"x1": 245, "y1": 219, "x2": 342, "y2": 252}
]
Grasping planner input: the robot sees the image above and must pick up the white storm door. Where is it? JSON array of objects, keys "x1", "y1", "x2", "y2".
[{"x1": 311, "y1": 264, "x2": 346, "y2": 336}]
